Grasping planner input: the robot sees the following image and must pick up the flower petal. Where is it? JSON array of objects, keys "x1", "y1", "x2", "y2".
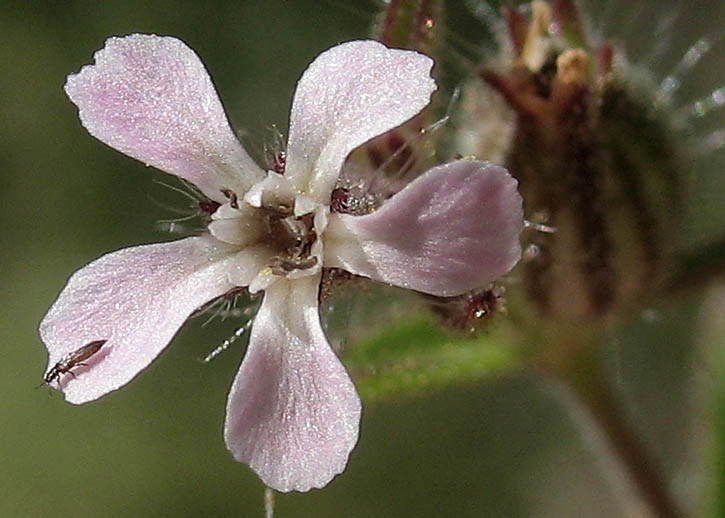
[
  {"x1": 324, "y1": 160, "x2": 524, "y2": 296},
  {"x1": 227, "y1": 244, "x2": 276, "y2": 287},
  {"x1": 285, "y1": 40, "x2": 436, "y2": 203},
  {"x1": 39, "y1": 235, "x2": 239, "y2": 404},
  {"x1": 243, "y1": 171, "x2": 297, "y2": 210},
  {"x1": 224, "y1": 276, "x2": 361, "y2": 492},
  {"x1": 208, "y1": 202, "x2": 267, "y2": 246},
  {"x1": 65, "y1": 34, "x2": 264, "y2": 201}
]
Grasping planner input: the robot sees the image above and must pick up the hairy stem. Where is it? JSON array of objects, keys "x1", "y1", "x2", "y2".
[
  {"x1": 264, "y1": 487, "x2": 275, "y2": 518},
  {"x1": 549, "y1": 345, "x2": 684, "y2": 518}
]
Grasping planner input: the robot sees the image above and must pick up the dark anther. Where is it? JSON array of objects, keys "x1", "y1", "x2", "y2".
[
  {"x1": 221, "y1": 189, "x2": 239, "y2": 209},
  {"x1": 269, "y1": 255, "x2": 318, "y2": 276}
]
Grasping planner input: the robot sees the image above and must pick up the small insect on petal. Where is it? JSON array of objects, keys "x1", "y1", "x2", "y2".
[{"x1": 43, "y1": 340, "x2": 107, "y2": 386}]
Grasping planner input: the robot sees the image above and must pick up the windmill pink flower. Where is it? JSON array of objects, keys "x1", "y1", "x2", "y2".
[{"x1": 39, "y1": 34, "x2": 524, "y2": 492}]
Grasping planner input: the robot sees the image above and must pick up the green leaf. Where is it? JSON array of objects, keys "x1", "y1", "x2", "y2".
[{"x1": 344, "y1": 315, "x2": 522, "y2": 402}]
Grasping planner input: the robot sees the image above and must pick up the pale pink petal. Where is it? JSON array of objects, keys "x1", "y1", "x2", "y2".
[
  {"x1": 39, "y1": 235, "x2": 240, "y2": 404},
  {"x1": 224, "y1": 276, "x2": 361, "y2": 492},
  {"x1": 324, "y1": 160, "x2": 524, "y2": 296},
  {"x1": 285, "y1": 40, "x2": 436, "y2": 203},
  {"x1": 65, "y1": 34, "x2": 264, "y2": 201}
]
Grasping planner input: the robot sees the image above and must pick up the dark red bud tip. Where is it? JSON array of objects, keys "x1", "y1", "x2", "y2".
[
  {"x1": 273, "y1": 151, "x2": 286, "y2": 174},
  {"x1": 503, "y1": 6, "x2": 527, "y2": 56},
  {"x1": 597, "y1": 43, "x2": 614, "y2": 82},
  {"x1": 199, "y1": 199, "x2": 221, "y2": 215}
]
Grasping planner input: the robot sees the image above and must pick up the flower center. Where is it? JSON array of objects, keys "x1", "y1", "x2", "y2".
[
  {"x1": 265, "y1": 208, "x2": 318, "y2": 275},
  {"x1": 208, "y1": 172, "x2": 328, "y2": 287}
]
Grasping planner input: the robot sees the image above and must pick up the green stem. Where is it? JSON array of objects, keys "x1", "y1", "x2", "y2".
[{"x1": 544, "y1": 342, "x2": 684, "y2": 518}]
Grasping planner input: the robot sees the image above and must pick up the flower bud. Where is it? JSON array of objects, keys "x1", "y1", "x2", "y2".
[{"x1": 459, "y1": 0, "x2": 682, "y2": 321}]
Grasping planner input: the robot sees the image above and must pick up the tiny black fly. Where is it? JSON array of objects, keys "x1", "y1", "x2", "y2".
[{"x1": 43, "y1": 340, "x2": 107, "y2": 386}]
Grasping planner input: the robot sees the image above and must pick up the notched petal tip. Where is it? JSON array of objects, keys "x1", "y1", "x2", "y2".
[
  {"x1": 285, "y1": 39, "x2": 437, "y2": 203},
  {"x1": 224, "y1": 277, "x2": 361, "y2": 492},
  {"x1": 64, "y1": 33, "x2": 264, "y2": 201},
  {"x1": 325, "y1": 160, "x2": 524, "y2": 297},
  {"x1": 39, "y1": 235, "x2": 238, "y2": 404}
]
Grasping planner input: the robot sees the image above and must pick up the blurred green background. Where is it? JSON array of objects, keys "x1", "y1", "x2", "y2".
[{"x1": 1, "y1": 0, "x2": 723, "y2": 516}]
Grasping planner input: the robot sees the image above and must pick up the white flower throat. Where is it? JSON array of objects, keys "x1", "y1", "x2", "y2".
[
  {"x1": 265, "y1": 206, "x2": 319, "y2": 275},
  {"x1": 209, "y1": 171, "x2": 328, "y2": 290}
]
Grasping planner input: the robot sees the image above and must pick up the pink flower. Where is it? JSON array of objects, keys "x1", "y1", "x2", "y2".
[{"x1": 40, "y1": 34, "x2": 524, "y2": 492}]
